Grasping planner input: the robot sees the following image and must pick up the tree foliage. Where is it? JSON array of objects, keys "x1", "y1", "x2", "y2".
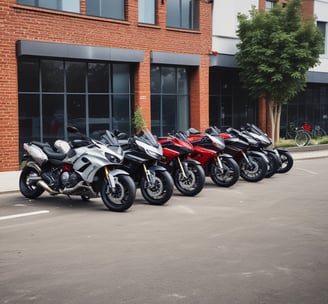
[
  {"x1": 235, "y1": 0, "x2": 324, "y2": 143},
  {"x1": 236, "y1": 0, "x2": 323, "y2": 104}
]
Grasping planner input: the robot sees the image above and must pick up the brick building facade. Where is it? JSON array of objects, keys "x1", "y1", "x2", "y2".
[{"x1": 0, "y1": 0, "x2": 212, "y2": 171}]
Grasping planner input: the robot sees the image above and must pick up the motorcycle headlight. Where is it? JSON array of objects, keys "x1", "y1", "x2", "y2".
[
  {"x1": 146, "y1": 149, "x2": 161, "y2": 159},
  {"x1": 105, "y1": 152, "x2": 121, "y2": 164}
]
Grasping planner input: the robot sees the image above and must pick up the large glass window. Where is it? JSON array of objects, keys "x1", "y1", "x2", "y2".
[
  {"x1": 17, "y1": 0, "x2": 80, "y2": 13},
  {"x1": 166, "y1": 0, "x2": 199, "y2": 30},
  {"x1": 151, "y1": 65, "x2": 189, "y2": 136},
  {"x1": 138, "y1": 0, "x2": 155, "y2": 24},
  {"x1": 86, "y1": 0, "x2": 125, "y2": 20},
  {"x1": 281, "y1": 83, "x2": 328, "y2": 138},
  {"x1": 209, "y1": 68, "x2": 257, "y2": 129},
  {"x1": 18, "y1": 58, "x2": 134, "y2": 159}
]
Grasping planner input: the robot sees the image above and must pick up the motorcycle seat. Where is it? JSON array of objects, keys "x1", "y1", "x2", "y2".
[{"x1": 30, "y1": 141, "x2": 66, "y2": 160}]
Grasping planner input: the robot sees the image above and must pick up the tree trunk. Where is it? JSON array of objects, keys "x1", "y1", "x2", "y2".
[
  {"x1": 267, "y1": 98, "x2": 275, "y2": 144},
  {"x1": 267, "y1": 98, "x2": 282, "y2": 146},
  {"x1": 274, "y1": 103, "x2": 282, "y2": 145}
]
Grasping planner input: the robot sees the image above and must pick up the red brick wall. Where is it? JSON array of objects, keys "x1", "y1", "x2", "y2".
[{"x1": 0, "y1": 0, "x2": 212, "y2": 171}]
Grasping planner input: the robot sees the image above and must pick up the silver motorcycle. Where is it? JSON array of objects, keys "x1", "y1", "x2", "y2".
[{"x1": 19, "y1": 126, "x2": 136, "y2": 212}]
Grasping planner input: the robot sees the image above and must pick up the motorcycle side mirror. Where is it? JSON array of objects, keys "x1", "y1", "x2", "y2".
[{"x1": 67, "y1": 126, "x2": 79, "y2": 134}]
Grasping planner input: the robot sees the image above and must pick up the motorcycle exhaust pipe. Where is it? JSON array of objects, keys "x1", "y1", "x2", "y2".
[{"x1": 37, "y1": 180, "x2": 59, "y2": 195}]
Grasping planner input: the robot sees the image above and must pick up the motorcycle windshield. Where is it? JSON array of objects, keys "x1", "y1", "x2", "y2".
[
  {"x1": 248, "y1": 123, "x2": 264, "y2": 136},
  {"x1": 137, "y1": 129, "x2": 160, "y2": 148},
  {"x1": 175, "y1": 131, "x2": 190, "y2": 143},
  {"x1": 103, "y1": 130, "x2": 120, "y2": 147}
]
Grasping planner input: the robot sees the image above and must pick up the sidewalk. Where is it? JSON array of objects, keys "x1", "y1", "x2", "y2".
[{"x1": 1, "y1": 145, "x2": 328, "y2": 194}]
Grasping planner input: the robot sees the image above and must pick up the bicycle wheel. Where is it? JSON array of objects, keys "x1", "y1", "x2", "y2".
[{"x1": 295, "y1": 130, "x2": 311, "y2": 147}]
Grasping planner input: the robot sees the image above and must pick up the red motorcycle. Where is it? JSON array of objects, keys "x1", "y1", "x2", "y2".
[
  {"x1": 158, "y1": 132, "x2": 205, "y2": 196},
  {"x1": 186, "y1": 128, "x2": 240, "y2": 187}
]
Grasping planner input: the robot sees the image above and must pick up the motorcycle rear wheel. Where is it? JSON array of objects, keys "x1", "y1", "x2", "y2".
[
  {"x1": 210, "y1": 157, "x2": 240, "y2": 187},
  {"x1": 101, "y1": 174, "x2": 136, "y2": 212},
  {"x1": 239, "y1": 155, "x2": 267, "y2": 182},
  {"x1": 19, "y1": 166, "x2": 45, "y2": 199},
  {"x1": 140, "y1": 170, "x2": 174, "y2": 205},
  {"x1": 174, "y1": 163, "x2": 205, "y2": 196}
]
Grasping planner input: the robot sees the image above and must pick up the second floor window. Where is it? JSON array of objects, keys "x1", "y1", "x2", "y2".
[
  {"x1": 86, "y1": 0, "x2": 125, "y2": 20},
  {"x1": 138, "y1": 0, "x2": 155, "y2": 24},
  {"x1": 17, "y1": 0, "x2": 80, "y2": 13},
  {"x1": 166, "y1": 0, "x2": 199, "y2": 30},
  {"x1": 317, "y1": 21, "x2": 327, "y2": 55},
  {"x1": 265, "y1": 0, "x2": 275, "y2": 10}
]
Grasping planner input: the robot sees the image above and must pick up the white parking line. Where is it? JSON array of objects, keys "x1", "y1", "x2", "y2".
[{"x1": 0, "y1": 210, "x2": 50, "y2": 221}]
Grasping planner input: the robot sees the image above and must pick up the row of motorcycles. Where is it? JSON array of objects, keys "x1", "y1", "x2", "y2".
[{"x1": 19, "y1": 123, "x2": 293, "y2": 212}]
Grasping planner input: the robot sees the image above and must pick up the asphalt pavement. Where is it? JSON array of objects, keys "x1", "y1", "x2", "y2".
[{"x1": 1, "y1": 144, "x2": 327, "y2": 194}]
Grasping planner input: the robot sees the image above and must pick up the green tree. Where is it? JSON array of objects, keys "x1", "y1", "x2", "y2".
[{"x1": 236, "y1": 0, "x2": 324, "y2": 144}]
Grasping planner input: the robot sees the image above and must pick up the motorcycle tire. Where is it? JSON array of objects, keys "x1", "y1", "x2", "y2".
[
  {"x1": 239, "y1": 155, "x2": 267, "y2": 182},
  {"x1": 140, "y1": 170, "x2": 174, "y2": 205},
  {"x1": 265, "y1": 153, "x2": 281, "y2": 178},
  {"x1": 101, "y1": 174, "x2": 136, "y2": 212},
  {"x1": 19, "y1": 166, "x2": 45, "y2": 199},
  {"x1": 209, "y1": 157, "x2": 240, "y2": 187},
  {"x1": 173, "y1": 163, "x2": 205, "y2": 196},
  {"x1": 276, "y1": 150, "x2": 293, "y2": 174}
]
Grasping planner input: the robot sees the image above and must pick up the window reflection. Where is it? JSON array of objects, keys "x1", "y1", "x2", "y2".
[
  {"x1": 86, "y1": 0, "x2": 125, "y2": 20},
  {"x1": 17, "y1": 0, "x2": 80, "y2": 13},
  {"x1": 138, "y1": 0, "x2": 155, "y2": 24},
  {"x1": 166, "y1": 0, "x2": 199, "y2": 30},
  {"x1": 18, "y1": 58, "x2": 134, "y2": 159},
  {"x1": 151, "y1": 65, "x2": 189, "y2": 136}
]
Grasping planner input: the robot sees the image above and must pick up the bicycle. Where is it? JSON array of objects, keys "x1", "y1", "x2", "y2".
[
  {"x1": 311, "y1": 125, "x2": 327, "y2": 139},
  {"x1": 286, "y1": 122, "x2": 311, "y2": 147}
]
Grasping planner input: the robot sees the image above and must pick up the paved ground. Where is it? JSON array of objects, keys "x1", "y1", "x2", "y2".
[
  {"x1": 2, "y1": 145, "x2": 327, "y2": 193},
  {"x1": 1, "y1": 157, "x2": 328, "y2": 304}
]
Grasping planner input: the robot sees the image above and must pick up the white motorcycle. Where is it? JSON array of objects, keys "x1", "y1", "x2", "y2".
[{"x1": 19, "y1": 126, "x2": 136, "y2": 212}]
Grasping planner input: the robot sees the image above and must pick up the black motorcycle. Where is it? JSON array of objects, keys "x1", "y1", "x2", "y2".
[
  {"x1": 96, "y1": 129, "x2": 174, "y2": 205},
  {"x1": 238, "y1": 125, "x2": 282, "y2": 178},
  {"x1": 244, "y1": 123, "x2": 293, "y2": 174},
  {"x1": 219, "y1": 127, "x2": 269, "y2": 182}
]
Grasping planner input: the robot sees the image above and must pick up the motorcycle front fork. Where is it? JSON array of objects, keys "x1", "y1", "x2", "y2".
[
  {"x1": 143, "y1": 163, "x2": 156, "y2": 187},
  {"x1": 214, "y1": 155, "x2": 224, "y2": 173},
  {"x1": 177, "y1": 157, "x2": 188, "y2": 178},
  {"x1": 104, "y1": 167, "x2": 116, "y2": 191}
]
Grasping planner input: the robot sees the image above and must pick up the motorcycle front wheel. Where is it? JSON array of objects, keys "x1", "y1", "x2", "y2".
[
  {"x1": 140, "y1": 170, "x2": 174, "y2": 205},
  {"x1": 101, "y1": 174, "x2": 136, "y2": 212},
  {"x1": 277, "y1": 150, "x2": 293, "y2": 174},
  {"x1": 19, "y1": 166, "x2": 45, "y2": 199},
  {"x1": 210, "y1": 157, "x2": 240, "y2": 187},
  {"x1": 239, "y1": 155, "x2": 267, "y2": 182},
  {"x1": 173, "y1": 163, "x2": 205, "y2": 196}
]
